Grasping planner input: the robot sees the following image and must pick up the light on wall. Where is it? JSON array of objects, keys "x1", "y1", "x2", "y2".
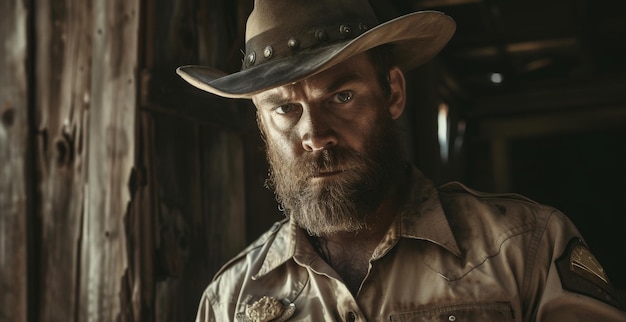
[
  {"x1": 490, "y1": 72, "x2": 503, "y2": 84},
  {"x1": 438, "y1": 102, "x2": 449, "y2": 163}
]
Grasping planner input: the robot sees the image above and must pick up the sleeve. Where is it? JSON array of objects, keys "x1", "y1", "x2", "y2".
[
  {"x1": 532, "y1": 210, "x2": 626, "y2": 321},
  {"x1": 195, "y1": 290, "x2": 216, "y2": 322}
]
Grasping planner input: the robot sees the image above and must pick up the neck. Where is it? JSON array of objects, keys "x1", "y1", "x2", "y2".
[{"x1": 310, "y1": 175, "x2": 410, "y2": 295}]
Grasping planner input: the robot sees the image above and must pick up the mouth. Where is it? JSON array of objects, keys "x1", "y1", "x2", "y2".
[
  {"x1": 314, "y1": 170, "x2": 343, "y2": 178},
  {"x1": 309, "y1": 167, "x2": 351, "y2": 180}
]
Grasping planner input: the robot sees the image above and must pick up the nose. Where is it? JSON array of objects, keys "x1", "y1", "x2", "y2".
[{"x1": 299, "y1": 106, "x2": 337, "y2": 151}]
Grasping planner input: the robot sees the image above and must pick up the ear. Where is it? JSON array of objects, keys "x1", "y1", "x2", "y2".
[{"x1": 387, "y1": 66, "x2": 406, "y2": 120}]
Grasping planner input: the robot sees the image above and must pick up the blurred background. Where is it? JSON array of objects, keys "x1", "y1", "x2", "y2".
[{"x1": 1, "y1": 0, "x2": 625, "y2": 321}]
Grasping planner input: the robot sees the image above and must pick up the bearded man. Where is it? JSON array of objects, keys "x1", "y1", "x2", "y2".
[{"x1": 177, "y1": 0, "x2": 626, "y2": 321}]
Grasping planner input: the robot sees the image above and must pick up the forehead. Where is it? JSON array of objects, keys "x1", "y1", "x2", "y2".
[{"x1": 252, "y1": 52, "x2": 376, "y2": 104}]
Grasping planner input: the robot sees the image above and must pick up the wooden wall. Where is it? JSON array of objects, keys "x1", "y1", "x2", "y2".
[
  {"x1": 1, "y1": 0, "x2": 276, "y2": 321},
  {"x1": 0, "y1": 1, "x2": 29, "y2": 321},
  {"x1": 141, "y1": 1, "x2": 251, "y2": 321},
  {"x1": 33, "y1": 0, "x2": 140, "y2": 321}
]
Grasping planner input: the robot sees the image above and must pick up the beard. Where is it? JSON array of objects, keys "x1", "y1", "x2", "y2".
[{"x1": 261, "y1": 113, "x2": 405, "y2": 237}]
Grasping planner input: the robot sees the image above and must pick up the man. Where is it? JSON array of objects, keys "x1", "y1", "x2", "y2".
[{"x1": 177, "y1": 0, "x2": 626, "y2": 321}]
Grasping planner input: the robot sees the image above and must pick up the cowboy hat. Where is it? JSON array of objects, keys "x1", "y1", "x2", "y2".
[{"x1": 176, "y1": 0, "x2": 456, "y2": 99}]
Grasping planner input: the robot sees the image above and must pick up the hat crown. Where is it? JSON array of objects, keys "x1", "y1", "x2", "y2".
[
  {"x1": 243, "y1": 0, "x2": 379, "y2": 69},
  {"x1": 246, "y1": 0, "x2": 379, "y2": 42}
]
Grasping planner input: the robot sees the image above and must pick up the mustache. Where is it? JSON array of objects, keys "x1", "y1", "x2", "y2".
[
  {"x1": 297, "y1": 147, "x2": 366, "y2": 177},
  {"x1": 264, "y1": 144, "x2": 376, "y2": 197}
]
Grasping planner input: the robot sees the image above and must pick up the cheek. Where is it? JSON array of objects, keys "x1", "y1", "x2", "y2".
[
  {"x1": 340, "y1": 106, "x2": 386, "y2": 151},
  {"x1": 263, "y1": 126, "x2": 301, "y2": 159},
  {"x1": 259, "y1": 112, "x2": 305, "y2": 153},
  {"x1": 341, "y1": 127, "x2": 370, "y2": 153}
]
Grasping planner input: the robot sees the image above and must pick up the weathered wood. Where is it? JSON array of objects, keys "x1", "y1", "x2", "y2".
[
  {"x1": 141, "y1": 1, "x2": 254, "y2": 321},
  {"x1": 0, "y1": 1, "x2": 29, "y2": 321},
  {"x1": 35, "y1": 1, "x2": 93, "y2": 321},
  {"x1": 150, "y1": 114, "x2": 202, "y2": 322},
  {"x1": 78, "y1": 0, "x2": 139, "y2": 320},
  {"x1": 202, "y1": 127, "x2": 247, "y2": 273},
  {"x1": 149, "y1": 116, "x2": 247, "y2": 322},
  {"x1": 125, "y1": 111, "x2": 156, "y2": 322}
]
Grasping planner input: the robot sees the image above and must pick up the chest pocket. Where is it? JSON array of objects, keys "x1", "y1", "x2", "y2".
[{"x1": 389, "y1": 302, "x2": 515, "y2": 322}]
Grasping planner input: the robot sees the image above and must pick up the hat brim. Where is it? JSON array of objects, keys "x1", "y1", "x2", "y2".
[{"x1": 177, "y1": 10, "x2": 455, "y2": 99}]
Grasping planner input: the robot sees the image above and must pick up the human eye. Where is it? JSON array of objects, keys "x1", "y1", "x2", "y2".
[
  {"x1": 274, "y1": 104, "x2": 298, "y2": 115},
  {"x1": 334, "y1": 90, "x2": 354, "y2": 103}
]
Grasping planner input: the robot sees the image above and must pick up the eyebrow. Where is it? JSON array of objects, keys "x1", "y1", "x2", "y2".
[
  {"x1": 255, "y1": 92, "x2": 291, "y2": 108},
  {"x1": 324, "y1": 72, "x2": 364, "y2": 94},
  {"x1": 255, "y1": 72, "x2": 365, "y2": 107}
]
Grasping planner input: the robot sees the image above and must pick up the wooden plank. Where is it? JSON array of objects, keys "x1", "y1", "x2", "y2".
[
  {"x1": 471, "y1": 76, "x2": 626, "y2": 117},
  {"x1": 202, "y1": 127, "x2": 247, "y2": 273},
  {"x1": 0, "y1": 1, "x2": 29, "y2": 321},
  {"x1": 78, "y1": 0, "x2": 140, "y2": 320},
  {"x1": 149, "y1": 114, "x2": 199, "y2": 322},
  {"x1": 125, "y1": 111, "x2": 157, "y2": 322},
  {"x1": 143, "y1": 1, "x2": 252, "y2": 321},
  {"x1": 150, "y1": 117, "x2": 247, "y2": 322},
  {"x1": 34, "y1": 1, "x2": 93, "y2": 321},
  {"x1": 476, "y1": 105, "x2": 626, "y2": 139}
]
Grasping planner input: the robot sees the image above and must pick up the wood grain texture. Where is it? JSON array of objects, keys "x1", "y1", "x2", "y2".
[
  {"x1": 35, "y1": 1, "x2": 92, "y2": 321},
  {"x1": 78, "y1": 0, "x2": 139, "y2": 320},
  {"x1": 0, "y1": 1, "x2": 29, "y2": 321},
  {"x1": 34, "y1": 0, "x2": 139, "y2": 321},
  {"x1": 142, "y1": 1, "x2": 253, "y2": 321}
]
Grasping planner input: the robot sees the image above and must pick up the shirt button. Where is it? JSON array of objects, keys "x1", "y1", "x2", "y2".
[
  {"x1": 448, "y1": 315, "x2": 456, "y2": 321},
  {"x1": 347, "y1": 312, "x2": 356, "y2": 322}
]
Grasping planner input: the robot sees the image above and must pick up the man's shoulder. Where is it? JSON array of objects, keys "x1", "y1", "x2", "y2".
[
  {"x1": 199, "y1": 219, "x2": 292, "y2": 315},
  {"x1": 438, "y1": 181, "x2": 557, "y2": 216},
  {"x1": 426, "y1": 181, "x2": 576, "y2": 280},
  {"x1": 435, "y1": 181, "x2": 565, "y2": 237},
  {"x1": 210, "y1": 219, "x2": 289, "y2": 284},
  {"x1": 438, "y1": 181, "x2": 538, "y2": 205}
]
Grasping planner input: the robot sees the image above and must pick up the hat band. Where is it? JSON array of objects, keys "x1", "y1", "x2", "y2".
[{"x1": 242, "y1": 21, "x2": 375, "y2": 70}]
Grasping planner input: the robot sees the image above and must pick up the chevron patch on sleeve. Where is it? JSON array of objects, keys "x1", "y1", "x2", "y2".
[{"x1": 555, "y1": 237, "x2": 625, "y2": 311}]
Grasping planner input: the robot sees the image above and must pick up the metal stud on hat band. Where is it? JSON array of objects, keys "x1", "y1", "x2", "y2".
[{"x1": 242, "y1": 21, "x2": 371, "y2": 69}]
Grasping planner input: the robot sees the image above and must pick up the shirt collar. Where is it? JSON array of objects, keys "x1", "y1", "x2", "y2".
[
  {"x1": 395, "y1": 168, "x2": 462, "y2": 256},
  {"x1": 252, "y1": 166, "x2": 461, "y2": 279}
]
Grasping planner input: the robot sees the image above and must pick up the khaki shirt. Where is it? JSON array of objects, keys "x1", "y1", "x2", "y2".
[{"x1": 196, "y1": 169, "x2": 626, "y2": 321}]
